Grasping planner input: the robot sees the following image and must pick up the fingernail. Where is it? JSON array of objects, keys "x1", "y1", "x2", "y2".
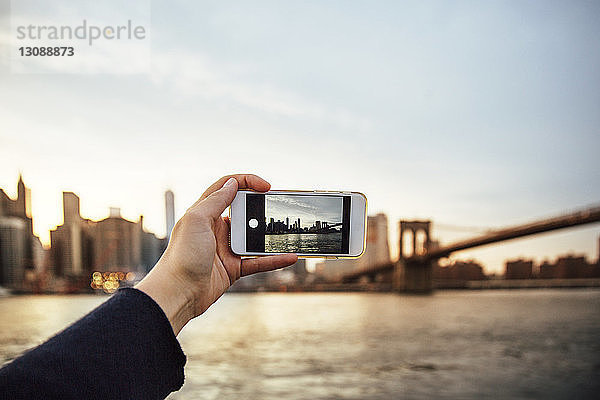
[{"x1": 224, "y1": 177, "x2": 237, "y2": 188}]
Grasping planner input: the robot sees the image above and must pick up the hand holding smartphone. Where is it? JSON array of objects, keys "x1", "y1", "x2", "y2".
[{"x1": 230, "y1": 190, "x2": 367, "y2": 258}]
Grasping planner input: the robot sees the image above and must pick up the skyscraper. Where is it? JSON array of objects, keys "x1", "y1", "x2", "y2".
[
  {"x1": 16, "y1": 174, "x2": 27, "y2": 217},
  {"x1": 51, "y1": 193, "x2": 166, "y2": 279},
  {"x1": 139, "y1": 215, "x2": 166, "y2": 274},
  {"x1": 0, "y1": 175, "x2": 38, "y2": 288},
  {"x1": 50, "y1": 192, "x2": 94, "y2": 277},
  {"x1": 165, "y1": 190, "x2": 175, "y2": 240},
  {"x1": 0, "y1": 218, "x2": 28, "y2": 287},
  {"x1": 63, "y1": 192, "x2": 81, "y2": 225},
  {"x1": 361, "y1": 213, "x2": 391, "y2": 267},
  {"x1": 93, "y1": 210, "x2": 141, "y2": 273}
]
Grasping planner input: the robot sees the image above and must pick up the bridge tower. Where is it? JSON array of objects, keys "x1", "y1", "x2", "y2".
[{"x1": 394, "y1": 220, "x2": 433, "y2": 293}]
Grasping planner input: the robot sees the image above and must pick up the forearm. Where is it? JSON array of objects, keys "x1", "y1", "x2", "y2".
[{"x1": 0, "y1": 288, "x2": 186, "y2": 400}]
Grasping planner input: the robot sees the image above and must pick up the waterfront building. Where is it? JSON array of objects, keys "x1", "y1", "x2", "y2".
[
  {"x1": 537, "y1": 254, "x2": 598, "y2": 279},
  {"x1": 50, "y1": 192, "x2": 95, "y2": 277},
  {"x1": 0, "y1": 175, "x2": 39, "y2": 289},
  {"x1": 435, "y1": 260, "x2": 486, "y2": 281},
  {"x1": 0, "y1": 217, "x2": 28, "y2": 287},
  {"x1": 554, "y1": 255, "x2": 591, "y2": 279},
  {"x1": 505, "y1": 259, "x2": 534, "y2": 279},
  {"x1": 50, "y1": 192, "x2": 166, "y2": 279}
]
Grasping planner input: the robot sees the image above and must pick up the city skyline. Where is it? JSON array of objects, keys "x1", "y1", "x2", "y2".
[
  {"x1": 265, "y1": 195, "x2": 343, "y2": 230},
  {"x1": 0, "y1": 174, "x2": 168, "y2": 292},
  {"x1": 266, "y1": 217, "x2": 342, "y2": 235},
  {"x1": 0, "y1": 176, "x2": 170, "y2": 242},
  {"x1": 2, "y1": 174, "x2": 599, "y2": 293},
  {"x1": 1, "y1": 2, "x2": 599, "y2": 273},
  {"x1": 1, "y1": 175, "x2": 598, "y2": 270}
]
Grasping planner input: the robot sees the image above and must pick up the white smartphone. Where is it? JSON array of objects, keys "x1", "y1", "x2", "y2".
[{"x1": 230, "y1": 190, "x2": 367, "y2": 258}]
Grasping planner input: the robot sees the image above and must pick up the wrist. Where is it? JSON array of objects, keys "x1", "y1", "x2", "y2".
[{"x1": 135, "y1": 260, "x2": 196, "y2": 336}]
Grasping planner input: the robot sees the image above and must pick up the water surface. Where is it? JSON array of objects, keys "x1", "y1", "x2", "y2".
[
  {"x1": 265, "y1": 232, "x2": 342, "y2": 253},
  {"x1": 1, "y1": 290, "x2": 599, "y2": 399}
]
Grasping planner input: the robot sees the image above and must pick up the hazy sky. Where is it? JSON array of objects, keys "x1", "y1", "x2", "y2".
[
  {"x1": 1, "y1": 0, "x2": 599, "y2": 273},
  {"x1": 266, "y1": 195, "x2": 343, "y2": 228}
]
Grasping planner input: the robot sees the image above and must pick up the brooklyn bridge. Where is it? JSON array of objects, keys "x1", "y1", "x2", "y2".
[{"x1": 342, "y1": 205, "x2": 600, "y2": 292}]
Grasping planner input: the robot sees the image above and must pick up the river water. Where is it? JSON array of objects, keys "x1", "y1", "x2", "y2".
[
  {"x1": 1, "y1": 289, "x2": 599, "y2": 399},
  {"x1": 265, "y1": 232, "x2": 342, "y2": 253}
]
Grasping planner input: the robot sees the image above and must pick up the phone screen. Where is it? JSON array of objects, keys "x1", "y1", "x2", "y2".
[{"x1": 246, "y1": 193, "x2": 351, "y2": 254}]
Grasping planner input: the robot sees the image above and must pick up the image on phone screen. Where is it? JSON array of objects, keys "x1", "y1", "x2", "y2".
[{"x1": 246, "y1": 193, "x2": 351, "y2": 254}]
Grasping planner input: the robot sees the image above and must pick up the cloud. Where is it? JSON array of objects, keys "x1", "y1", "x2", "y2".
[
  {"x1": 149, "y1": 50, "x2": 372, "y2": 131},
  {"x1": 267, "y1": 195, "x2": 342, "y2": 225}
]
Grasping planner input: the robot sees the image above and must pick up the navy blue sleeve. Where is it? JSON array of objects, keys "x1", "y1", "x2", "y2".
[{"x1": 0, "y1": 288, "x2": 186, "y2": 400}]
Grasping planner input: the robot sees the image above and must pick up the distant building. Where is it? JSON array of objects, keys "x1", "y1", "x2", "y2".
[
  {"x1": 505, "y1": 259, "x2": 533, "y2": 280},
  {"x1": 93, "y1": 208, "x2": 142, "y2": 273},
  {"x1": 314, "y1": 258, "x2": 354, "y2": 282},
  {"x1": 50, "y1": 192, "x2": 166, "y2": 279},
  {"x1": 165, "y1": 190, "x2": 175, "y2": 240},
  {"x1": 0, "y1": 175, "x2": 40, "y2": 289},
  {"x1": 0, "y1": 217, "x2": 28, "y2": 287},
  {"x1": 554, "y1": 255, "x2": 591, "y2": 279},
  {"x1": 539, "y1": 260, "x2": 554, "y2": 279},
  {"x1": 315, "y1": 213, "x2": 391, "y2": 282},
  {"x1": 289, "y1": 259, "x2": 308, "y2": 284},
  {"x1": 50, "y1": 192, "x2": 95, "y2": 277},
  {"x1": 435, "y1": 260, "x2": 486, "y2": 281},
  {"x1": 536, "y1": 254, "x2": 598, "y2": 279},
  {"x1": 361, "y1": 213, "x2": 391, "y2": 267},
  {"x1": 140, "y1": 216, "x2": 166, "y2": 274}
]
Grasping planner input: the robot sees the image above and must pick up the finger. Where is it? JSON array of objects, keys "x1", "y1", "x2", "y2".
[
  {"x1": 215, "y1": 217, "x2": 233, "y2": 257},
  {"x1": 199, "y1": 174, "x2": 270, "y2": 203},
  {"x1": 241, "y1": 254, "x2": 298, "y2": 277},
  {"x1": 214, "y1": 217, "x2": 241, "y2": 282},
  {"x1": 196, "y1": 177, "x2": 239, "y2": 218}
]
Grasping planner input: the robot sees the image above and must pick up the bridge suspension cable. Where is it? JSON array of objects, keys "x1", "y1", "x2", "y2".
[{"x1": 433, "y1": 223, "x2": 494, "y2": 234}]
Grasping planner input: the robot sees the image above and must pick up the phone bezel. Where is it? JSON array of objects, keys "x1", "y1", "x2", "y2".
[{"x1": 230, "y1": 190, "x2": 367, "y2": 258}]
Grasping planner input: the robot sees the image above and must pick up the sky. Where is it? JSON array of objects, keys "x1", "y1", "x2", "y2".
[
  {"x1": 266, "y1": 195, "x2": 343, "y2": 228},
  {"x1": 0, "y1": 0, "x2": 599, "y2": 273}
]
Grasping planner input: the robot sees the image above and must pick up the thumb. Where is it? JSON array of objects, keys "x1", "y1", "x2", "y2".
[{"x1": 198, "y1": 177, "x2": 239, "y2": 218}]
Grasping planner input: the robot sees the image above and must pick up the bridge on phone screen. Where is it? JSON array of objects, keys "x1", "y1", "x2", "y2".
[
  {"x1": 340, "y1": 205, "x2": 600, "y2": 292},
  {"x1": 312, "y1": 222, "x2": 343, "y2": 233}
]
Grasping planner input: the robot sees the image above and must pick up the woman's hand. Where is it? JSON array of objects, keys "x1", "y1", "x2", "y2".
[{"x1": 136, "y1": 174, "x2": 298, "y2": 335}]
